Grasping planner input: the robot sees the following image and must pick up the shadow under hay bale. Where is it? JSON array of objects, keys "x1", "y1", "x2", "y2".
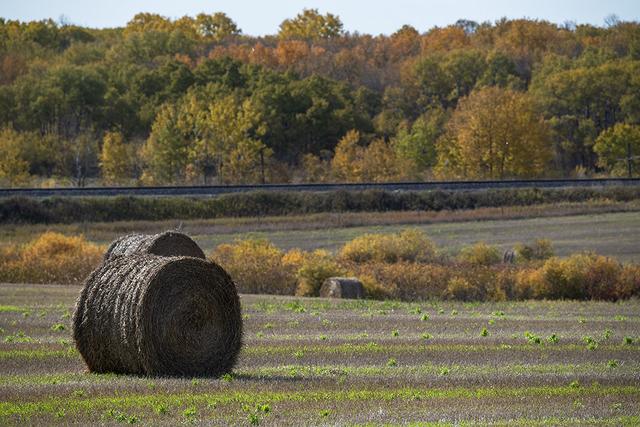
[
  {"x1": 73, "y1": 254, "x2": 242, "y2": 377},
  {"x1": 320, "y1": 277, "x2": 364, "y2": 299},
  {"x1": 104, "y1": 231, "x2": 206, "y2": 260}
]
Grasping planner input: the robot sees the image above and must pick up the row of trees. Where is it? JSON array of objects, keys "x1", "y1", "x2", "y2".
[{"x1": 0, "y1": 10, "x2": 640, "y2": 186}]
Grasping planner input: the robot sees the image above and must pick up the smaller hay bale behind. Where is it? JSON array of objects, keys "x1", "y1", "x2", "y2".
[
  {"x1": 320, "y1": 277, "x2": 365, "y2": 299},
  {"x1": 104, "y1": 231, "x2": 206, "y2": 260},
  {"x1": 73, "y1": 254, "x2": 242, "y2": 377}
]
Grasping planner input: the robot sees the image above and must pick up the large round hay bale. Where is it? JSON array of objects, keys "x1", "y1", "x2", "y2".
[
  {"x1": 320, "y1": 277, "x2": 364, "y2": 299},
  {"x1": 72, "y1": 254, "x2": 242, "y2": 377},
  {"x1": 104, "y1": 231, "x2": 206, "y2": 260}
]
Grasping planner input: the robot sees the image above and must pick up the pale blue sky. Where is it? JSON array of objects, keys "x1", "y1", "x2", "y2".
[{"x1": 1, "y1": 1, "x2": 638, "y2": 35}]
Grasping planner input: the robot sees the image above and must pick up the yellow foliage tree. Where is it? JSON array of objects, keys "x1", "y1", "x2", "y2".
[
  {"x1": 0, "y1": 127, "x2": 31, "y2": 186},
  {"x1": 100, "y1": 131, "x2": 132, "y2": 185},
  {"x1": 362, "y1": 138, "x2": 402, "y2": 182},
  {"x1": 331, "y1": 130, "x2": 364, "y2": 182},
  {"x1": 435, "y1": 87, "x2": 551, "y2": 179}
]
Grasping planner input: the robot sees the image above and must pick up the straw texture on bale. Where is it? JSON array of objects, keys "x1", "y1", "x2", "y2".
[
  {"x1": 73, "y1": 254, "x2": 242, "y2": 377},
  {"x1": 320, "y1": 277, "x2": 365, "y2": 299},
  {"x1": 104, "y1": 231, "x2": 206, "y2": 260}
]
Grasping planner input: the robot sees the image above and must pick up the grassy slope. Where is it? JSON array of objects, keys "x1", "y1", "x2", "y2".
[
  {"x1": 1, "y1": 284, "x2": 639, "y2": 425},
  {"x1": 1, "y1": 201, "x2": 640, "y2": 261}
]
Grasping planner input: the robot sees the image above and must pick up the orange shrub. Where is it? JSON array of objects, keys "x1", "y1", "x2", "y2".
[
  {"x1": 0, "y1": 232, "x2": 104, "y2": 284},
  {"x1": 617, "y1": 265, "x2": 640, "y2": 299},
  {"x1": 211, "y1": 239, "x2": 297, "y2": 295},
  {"x1": 514, "y1": 267, "x2": 550, "y2": 299},
  {"x1": 579, "y1": 254, "x2": 622, "y2": 300},
  {"x1": 488, "y1": 267, "x2": 517, "y2": 301},
  {"x1": 358, "y1": 262, "x2": 451, "y2": 301},
  {"x1": 514, "y1": 253, "x2": 623, "y2": 300},
  {"x1": 547, "y1": 253, "x2": 621, "y2": 300}
]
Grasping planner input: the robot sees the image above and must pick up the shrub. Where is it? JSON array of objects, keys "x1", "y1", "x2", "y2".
[
  {"x1": 514, "y1": 239, "x2": 554, "y2": 262},
  {"x1": 514, "y1": 253, "x2": 623, "y2": 300},
  {"x1": 359, "y1": 274, "x2": 395, "y2": 299},
  {"x1": 2, "y1": 187, "x2": 640, "y2": 224},
  {"x1": 0, "y1": 232, "x2": 103, "y2": 284},
  {"x1": 458, "y1": 242, "x2": 501, "y2": 266},
  {"x1": 339, "y1": 229, "x2": 437, "y2": 264},
  {"x1": 444, "y1": 277, "x2": 482, "y2": 301},
  {"x1": 548, "y1": 253, "x2": 621, "y2": 300},
  {"x1": 579, "y1": 254, "x2": 622, "y2": 300},
  {"x1": 487, "y1": 268, "x2": 516, "y2": 301},
  {"x1": 211, "y1": 239, "x2": 296, "y2": 295},
  {"x1": 292, "y1": 250, "x2": 344, "y2": 297},
  {"x1": 357, "y1": 262, "x2": 451, "y2": 301},
  {"x1": 617, "y1": 264, "x2": 640, "y2": 299},
  {"x1": 514, "y1": 268, "x2": 550, "y2": 299}
]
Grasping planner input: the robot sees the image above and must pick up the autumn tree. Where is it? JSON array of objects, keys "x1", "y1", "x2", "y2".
[
  {"x1": 100, "y1": 131, "x2": 133, "y2": 184},
  {"x1": 278, "y1": 9, "x2": 344, "y2": 40},
  {"x1": 300, "y1": 153, "x2": 330, "y2": 182},
  {"x1": 141, "y1": 104, "x2": 190, "y2": 184},
  {"x1": 181, "y1": 91, "x2": 270, "y2": 184},
  {"x1": 593, "y1": 123, "x2": 640, "y2": 177},
  {"x1": 435, "y1": 87, "x2": 552, "y2": 179},
  {"x1": 331, "y1": 130, "x2": 364, "y2": 182},
  {"x1": 0, "y1": 127, "x2": 31, "y2": 186},
  {"x1": 362, "y1": 138, "x2": 402, "y2": 182},
  {"x1": 195, "y1": 13, "x2": 240, "y2": 41}
]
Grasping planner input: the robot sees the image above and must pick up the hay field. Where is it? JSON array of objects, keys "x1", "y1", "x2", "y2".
[{"x1": 1, "y1": 283, "x2": 639, "y2": 425}]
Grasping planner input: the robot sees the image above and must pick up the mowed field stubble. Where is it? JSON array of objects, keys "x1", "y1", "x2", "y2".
[{"x1": 1, "y1": 283, "x2": 639, "y2": 425}]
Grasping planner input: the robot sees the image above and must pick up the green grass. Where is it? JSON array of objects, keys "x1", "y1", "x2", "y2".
[
  {"x1": 2, "y1": 385, "x2": 637, "y2": 420},
  {"x1": 0, "y1": 306, "x2": 26, "y2": 313}
]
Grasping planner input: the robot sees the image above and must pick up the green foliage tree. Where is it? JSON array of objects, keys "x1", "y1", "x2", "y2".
[
  {"x1": 394, "y1": 108, "x2": 446, "y2": 175},
  {"x1": 183, "y1": 91, "x2": 270, "y2": 184},
  {"x1": 195, "y1": 13, "x2": 240, "y2": 41},
  {"x1": 141, "y1": 104, "x2": 189, "y2": 184},
  {"x1": 1, "y1": 13, "x2": 640, "y2": 185},
  {"x1": 593, "y1": 123, "x2": 640, "y2": 176},
  {"x1": 278, "y1": 9, "x2": 344, "y2": 40}
]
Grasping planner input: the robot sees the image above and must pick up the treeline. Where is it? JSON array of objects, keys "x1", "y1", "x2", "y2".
[
  {"x1": 1, "y1": 10, "x2": 640, "y2": 186},
  {"x1": 2, "y1": 186, "x2": 639, "y2": 224}
]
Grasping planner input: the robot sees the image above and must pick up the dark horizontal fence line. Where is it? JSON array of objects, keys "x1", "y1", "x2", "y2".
[{"x1": 1, "y1": 178, "x2": 640, "y2": 198}]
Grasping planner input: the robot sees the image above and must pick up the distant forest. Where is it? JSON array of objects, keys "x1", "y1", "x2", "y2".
[{"x1": 1, "y1": 9, "x2": 639, "y2": 186}]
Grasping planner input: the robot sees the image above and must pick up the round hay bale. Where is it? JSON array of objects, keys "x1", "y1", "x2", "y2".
[
  {"x1": 73, "y1": 254, "x2": 242, "y2": 377},
  {"x1": 320, "y1": 277, "x2": 364, "y2": 299},
  {"x1": 104, "y1": 231, "x2": 206, "y2": 260}
]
